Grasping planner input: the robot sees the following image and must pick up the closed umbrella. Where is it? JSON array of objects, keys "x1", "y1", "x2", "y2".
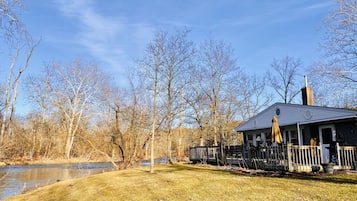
[{"x1": 271, "y1": 116, "x2": 283, "y2": 143}]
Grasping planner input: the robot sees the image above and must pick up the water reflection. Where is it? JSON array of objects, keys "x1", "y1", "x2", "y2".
[{"x1": 0, "y1": 162, "x2": 114, "y2": 200}]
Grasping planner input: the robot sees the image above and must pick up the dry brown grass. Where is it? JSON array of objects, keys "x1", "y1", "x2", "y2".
[{"x1": 6, "y1": 164, "x2": 357, "y2": 201}]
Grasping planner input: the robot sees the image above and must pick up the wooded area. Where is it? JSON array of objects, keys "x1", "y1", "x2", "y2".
[{"x1": 0, "y1": 0, "x2": 356, "y2": 169}]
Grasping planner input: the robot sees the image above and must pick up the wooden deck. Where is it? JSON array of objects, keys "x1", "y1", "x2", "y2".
[
  {"x1": 189, "y1": 143, "x2": 357, "y2": 172},
  {"x1": 189, "y1": 146, "x2": 219, "y2": 164}
]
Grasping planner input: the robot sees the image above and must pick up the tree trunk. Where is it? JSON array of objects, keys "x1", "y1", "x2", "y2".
[
  {"x1": 150, "y1": 64, "x2": 158, "y2": 173},
  {"x1": 177, "y1": 89, "x2": 183, "y2": 161},
  {"x1": 64, "y1": 113, "x2": 81, "y2": 159},
  {"x1": 65, "y1": 133, "x2": 74, "y2": 159}
]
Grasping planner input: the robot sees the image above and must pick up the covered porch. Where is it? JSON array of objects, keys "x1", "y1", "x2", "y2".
[
  {"x1": 229, "y1": 102, "x2": 357, "y2": 172},
  {"x1": 238, "y1": 142, "x2": 357, "y2": 172}
]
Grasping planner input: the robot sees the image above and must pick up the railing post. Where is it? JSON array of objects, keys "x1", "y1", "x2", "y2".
[
  {"x1": 287, "y1": 143, "x2": 292, "y2": 172},
  {"x1": 337, "y1": 142, "x2": 342, "y2": 169},
  {"x1": 206, "y1": 146, "x2": 209, "y2": 162},
  {"x1": 319, "y1": 142, "x2": 323, "y2": 164},
  {"x1": 247, "y1": 144, "x2": 251, "y2": 167}
]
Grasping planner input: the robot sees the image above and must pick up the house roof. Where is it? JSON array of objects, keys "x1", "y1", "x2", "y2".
[{"x1": 235, "y1": 103, "x2": 357, "y2": 132}]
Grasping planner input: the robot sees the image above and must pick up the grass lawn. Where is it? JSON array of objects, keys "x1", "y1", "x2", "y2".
[{"x1": 6, "y1": 164, "x2": 357, "y2": 201}]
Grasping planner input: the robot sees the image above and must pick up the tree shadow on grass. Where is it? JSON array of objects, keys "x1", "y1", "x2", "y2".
[
  {"x1": 226, "y1": 168, "x2": 357, "y2": 185},
  {"x1": 142, "y1": 163, "x2": 357, "y2": 185},
  {"x1": 144, "y1": 163, "x2": 231, "y2": 174}
]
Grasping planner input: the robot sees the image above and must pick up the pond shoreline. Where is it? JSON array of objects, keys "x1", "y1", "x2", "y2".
[
  {"x1": 1, "y1": 156, "x2": 169, "y2": 167},
  {"x1": 0, "y1": 161, "x2": 116, "y2": 200},
  {"x1": 0, "y1": 158, "x2": 111, "y2": 167}
]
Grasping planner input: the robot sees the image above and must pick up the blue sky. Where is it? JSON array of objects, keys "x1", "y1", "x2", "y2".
[{"x1": 21, "y1": 0, "x2": 335, "y2": 86}]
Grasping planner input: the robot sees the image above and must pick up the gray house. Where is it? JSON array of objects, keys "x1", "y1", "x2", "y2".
[
  {"x1": 233, "y1": 84, "x2": 357, "y2": 172},
  {"x1": 235, "y1": 102, "x2": 357, "y2": 164}
]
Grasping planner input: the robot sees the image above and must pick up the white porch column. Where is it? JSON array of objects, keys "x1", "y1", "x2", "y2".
[
  {"x1": 297, "y1": 122, "x2": 302, "y2": 145},
  {"x1": 252, "y1": 133, "x2": 257, "y2": 146}
]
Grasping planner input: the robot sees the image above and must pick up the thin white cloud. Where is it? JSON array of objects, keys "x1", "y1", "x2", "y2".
[
  {"x1": 303, "y1": 2, "x2": 334, "y2": 10},
  {"x1": 52, "y1": 0, "x2": 154, "y2": 86}
]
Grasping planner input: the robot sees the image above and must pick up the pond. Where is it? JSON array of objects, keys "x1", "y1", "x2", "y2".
[{"x1": 0, "y1": 162, "x2": 115, "y2": 200}]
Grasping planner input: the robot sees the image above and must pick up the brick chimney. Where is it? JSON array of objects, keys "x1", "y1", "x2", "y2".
[{"x1": 301, "y1": 75, "x2": 314, "y2": 105}]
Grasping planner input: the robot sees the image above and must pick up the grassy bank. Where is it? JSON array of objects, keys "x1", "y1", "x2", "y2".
[{"x1": 6, "y1": 164, "x2": 357, "y2": 201}]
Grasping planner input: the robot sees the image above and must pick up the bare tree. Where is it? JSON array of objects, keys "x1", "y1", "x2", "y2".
[
  {"x1": 313, "y1": 0, "x2": 357, "y2": 107},
  {"x1": 139, "y1": 29, "x2": 195, "y2": 165},
  {"x1": 50, "y1": 60, "x2": 106, "y2": 159},
  {"x1": 185, "y1": 43, "x2": 271, "y2": 147},
  {"x1": 184, "y1": 80, "x2": 210, "y2": 146},
  {"x1": 158, "y1": 29, "x2": 194, "y2": 163},
  {"x1": 150, "y1": 63, "x2": 158, "y2": 172},
  {"x1": 321, "y1": 0, "x2": 356, "y2": 83},
  {"x1": 0, "y1": 0, "x2": 24, "y2": 40},
  {"x1": 98, "y1": 69, "x2": 152, "y2": 169},
  {"x1": 0, "y1": 0, "x2": 39, "y2": 144},
  {"x1": 24, "y1": 66, "x2": 55, "y2": 158},
  {"x1": 237, "y1": 74, "x2": 272, "y2": 121},
  {"x1": 25, "y1": 67, "x2": 54, "y2": 123},
  {"x1": 138, "y1": 32, "x2": 163, "y2": 173},
  {"x1": 197, "y1": 39, "x2": 240, "y2": 146},
  {"x1": 268, "y1": 56, "x2": 302, "y2": 104}
]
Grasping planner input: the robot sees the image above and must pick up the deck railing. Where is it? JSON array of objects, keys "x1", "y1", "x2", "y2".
[
  {"x1": 337, "y1": 143, "x2": 357, "y2": 169},
  {"x1": 189, "y1": 146, "x2": 219, "y2": 163},
  {"x1": 189, "y1": 143, "x2": 357, "y2": 172},
  {"x1": 250, "y1": 144, "x2": 288, "y2": 170},
  {"x1": 287, "y1": 144, "x2": 322, "y2": 172},
  {"x1": 225, "y1": 145, "x2": 248, "y2": 167}
]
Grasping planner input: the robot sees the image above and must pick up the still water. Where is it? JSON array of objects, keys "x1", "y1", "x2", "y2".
[{"x1": 0, "y1": 162, "x2": 114, "y2": 200}]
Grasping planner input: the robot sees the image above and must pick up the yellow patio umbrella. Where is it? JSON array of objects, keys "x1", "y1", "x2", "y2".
[{"x1": 271, "y1": 116, "x2": 283, "y2": 143}]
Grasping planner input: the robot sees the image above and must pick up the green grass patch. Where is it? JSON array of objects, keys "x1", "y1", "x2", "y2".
[{"x1": 6, "y1": 164, "x2": 357, "y2": 201}]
